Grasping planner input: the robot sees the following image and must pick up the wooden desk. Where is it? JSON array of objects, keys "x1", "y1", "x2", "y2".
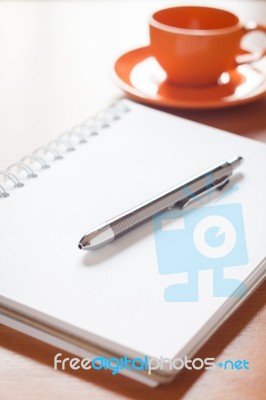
[{"x1": 0, "y1": 1, "x2": 265, "y2": 399}]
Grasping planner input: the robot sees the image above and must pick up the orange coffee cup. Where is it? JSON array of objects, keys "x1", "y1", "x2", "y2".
[{"x1": 149, "y1": 6, "x2": 266, "y2": 86}]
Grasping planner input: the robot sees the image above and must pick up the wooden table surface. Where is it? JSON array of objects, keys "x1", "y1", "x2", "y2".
[{"x1": 0, "y1": 1, "x2": 265, "y2": 399}]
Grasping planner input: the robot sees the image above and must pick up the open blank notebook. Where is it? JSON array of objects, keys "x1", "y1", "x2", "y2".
[{"x1": 0, "y1": 100, "x2": 266, "y2": 386}]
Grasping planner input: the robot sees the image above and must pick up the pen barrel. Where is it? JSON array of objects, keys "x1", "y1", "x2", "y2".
[
  {"x1": 110, "y1": 161, "x2": 235, "y2": 238},
  {"x1": 110, "y1": 188, "x2": 183, "y2": 237},
  {"x1": 111, "y1": 210, "x2": 149, "y2": 238}
]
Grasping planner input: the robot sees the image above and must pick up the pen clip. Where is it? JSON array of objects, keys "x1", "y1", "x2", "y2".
[{"x1": 174, "y1": 175, "x2": 230, "y2": 209}]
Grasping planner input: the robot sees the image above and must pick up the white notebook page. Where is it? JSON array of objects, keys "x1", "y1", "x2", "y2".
[{"x1": 0, "y1": 100, "x2": 265, "y2": 361}]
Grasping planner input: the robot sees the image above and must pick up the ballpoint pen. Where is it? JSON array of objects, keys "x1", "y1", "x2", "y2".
[{"x1": 78, "y1": 156, "x2": 243, "y2": 250}]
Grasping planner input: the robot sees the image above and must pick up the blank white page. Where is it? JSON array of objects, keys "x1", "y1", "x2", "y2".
[{"x1": 0, "y1": 100, "x2": 265, "y2": 360}]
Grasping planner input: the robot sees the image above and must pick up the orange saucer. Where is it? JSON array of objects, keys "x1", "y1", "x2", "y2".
[{"x1": 113, "y1": 46, "x2": 266, "y2": 109}]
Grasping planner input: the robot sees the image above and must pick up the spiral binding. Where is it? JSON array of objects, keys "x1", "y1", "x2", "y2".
[{"x1": 0, "y1": 100, "x2": 130, "y2": 198}]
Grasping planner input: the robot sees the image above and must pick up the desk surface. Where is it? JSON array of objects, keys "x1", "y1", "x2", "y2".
[{"x1": 0, "y1": 1, "x2": 265, "y2": 399}]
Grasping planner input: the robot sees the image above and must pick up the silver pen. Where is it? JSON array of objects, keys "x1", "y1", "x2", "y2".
[{"x1": 78, "y1": 156, "x2": 243, "y2": 250}]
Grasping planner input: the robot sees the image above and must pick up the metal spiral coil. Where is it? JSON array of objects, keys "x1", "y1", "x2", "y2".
[{"x1": 0, "y1": 100, "x2": 131, "y2": 198}]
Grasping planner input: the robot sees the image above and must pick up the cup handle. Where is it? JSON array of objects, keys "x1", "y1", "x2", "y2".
[{"x1": 236, "y1": 21, "x2": 266, "y2": 65}]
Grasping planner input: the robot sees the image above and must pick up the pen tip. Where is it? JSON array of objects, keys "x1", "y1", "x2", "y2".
[
  {"x1": 229, "y1": 156, "x2": 244, "y2": 170},
  {"x1": 78, "y1": 243, "x2": 83, "y2": 250}
]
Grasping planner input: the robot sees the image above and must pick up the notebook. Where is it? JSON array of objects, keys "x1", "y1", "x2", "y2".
[{"x1": 0, "y1": 99, "x2": 266, "y2": 386}]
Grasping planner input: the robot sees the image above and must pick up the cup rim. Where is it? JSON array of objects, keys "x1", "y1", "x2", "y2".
[{"x1": 150, "y1": 6, "x2": 242, "y2": 36}]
